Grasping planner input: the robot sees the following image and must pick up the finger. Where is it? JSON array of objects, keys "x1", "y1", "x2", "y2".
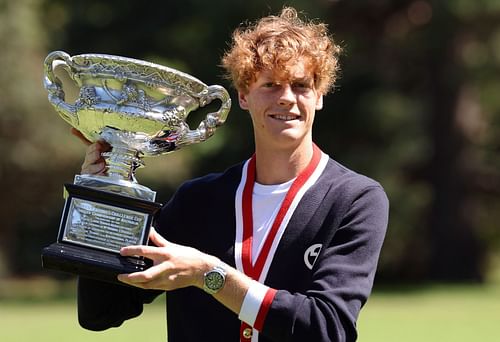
[
  {"x1": 117, "y1": 273, "x2": 164, "y2": 289},
  {"x1": 149, "y1": 228, "x2": 169, "y2": 247},
  {"x1": 81, "y1": 161, "x2": 107, "y2": 175},
  {"x1": 96, "y1": 139, "x2": 112, "y2": 152},
  {"x1": 117, "y1": 274, "x2": 140, "y2": 287},
  {"x1": 117, "y1": 262, "x2": 170, "y2": 285},
  {"x1": 81, "y1": 142, "x2": 109, "y2": 174},
  {"x1": 86, "y1": 141, "x2": 103, "y2": 154},
  {"x1": 81, "y1": 160, "x2": 105, "y2": 174},
  {"x1": 85, "y1": 141, "x2": 111, "y2": 157},
  {"x1": 120, "y1": 245, "x2": 166, "y2": 260},
  {"x1": 82, "y1": 148, "x2": 100, "y2": 167},
  {"x1": 122, "y1": 275, "x2": 172, "y2": 290},
  {"x1": 71, "y1": 128, "x2": 92, "y2": 146}
]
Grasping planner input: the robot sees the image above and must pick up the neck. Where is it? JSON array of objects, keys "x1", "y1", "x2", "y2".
[{"x1": 253, "y1": 140, "x2": 314, "y2": 185}]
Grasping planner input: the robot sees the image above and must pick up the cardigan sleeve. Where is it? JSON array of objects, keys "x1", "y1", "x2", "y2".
[
  {"x1": 260, "y1": 184, "x2": 389, "y2": 342},
  {"x1": 77, "y1": 276, "x2": 162, "y2": 331}
]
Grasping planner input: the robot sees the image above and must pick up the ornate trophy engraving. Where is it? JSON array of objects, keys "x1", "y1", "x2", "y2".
[{"x1": 41, "y1": 51, "x2": 230, "y2": 283}]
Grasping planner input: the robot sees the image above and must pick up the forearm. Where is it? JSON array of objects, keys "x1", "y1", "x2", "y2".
[
  {"x1": 198, "y1": 257, "x2": 278, "y2": 336},
  {"x1": 201, "y1": 258, "x2": 252, "y2": 315}
]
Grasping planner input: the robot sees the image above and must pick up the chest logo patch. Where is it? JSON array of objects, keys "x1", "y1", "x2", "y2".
[{"x1": 304, "y1": 243, "x2": 322, "y2": 270}]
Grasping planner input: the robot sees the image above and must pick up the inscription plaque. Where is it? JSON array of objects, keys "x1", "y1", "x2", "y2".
[{"x1": 64, "y1": 199, "x2": 148, "y2": 253}]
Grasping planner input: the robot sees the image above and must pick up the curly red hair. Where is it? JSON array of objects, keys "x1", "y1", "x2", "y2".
[{"x1": 221, "y1": 7, "x2": 341, "y2": 95}]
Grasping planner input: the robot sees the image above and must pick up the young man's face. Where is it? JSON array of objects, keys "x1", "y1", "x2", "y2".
[{"x1": 238, "y1": 58, "x2": 323, "y2": 151}]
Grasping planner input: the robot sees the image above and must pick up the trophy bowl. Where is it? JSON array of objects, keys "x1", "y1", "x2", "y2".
[
  {"x1": 41, "y1": 51, "x2": 231, "y2": 283},
  {"x1": 43, "y1": 51, "x2": 231, "y2": 196}
]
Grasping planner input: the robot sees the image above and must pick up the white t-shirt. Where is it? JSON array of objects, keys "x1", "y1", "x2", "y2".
[{"x1": 251, "y1": 178, "x2": 294, "y2": 262}]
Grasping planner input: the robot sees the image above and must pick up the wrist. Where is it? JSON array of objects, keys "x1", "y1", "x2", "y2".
[
  {"x1": 194, "y1": 255, "x2": 221, "y2": 289},
  {"x1": 202, "y1": 259, "x2": 228, "y2": 295}
]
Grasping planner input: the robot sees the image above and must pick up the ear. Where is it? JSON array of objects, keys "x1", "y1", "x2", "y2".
[
  {"x1": 315, "y1": 94, "x2": 323, "y2": 111},
  {"x1": 238, "y1": 91, "x2": 249, "y2": 110}
]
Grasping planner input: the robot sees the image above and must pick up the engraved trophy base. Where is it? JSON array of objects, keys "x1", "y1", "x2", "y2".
[{"x1": 41, "y1": 183, "x2": 162, "y2": 284}]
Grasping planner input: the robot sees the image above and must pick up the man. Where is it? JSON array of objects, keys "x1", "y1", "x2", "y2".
[{"x1": 76, "y1": 7, "x2": 389, "y2": 342}]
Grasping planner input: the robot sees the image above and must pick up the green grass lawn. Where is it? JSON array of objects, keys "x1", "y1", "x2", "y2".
[
  {"x1": 357, "y1": 282, "x2": 500, "y2": 341},
  {"x1": 0, "y1": 296, "x2": 166, "y2": 342},
  {"x1": 1, "y1": 280, "x2": 499, "y2": 341}
]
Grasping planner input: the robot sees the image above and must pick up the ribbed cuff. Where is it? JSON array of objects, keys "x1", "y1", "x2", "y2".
[{"x1": 239, "y1": 281, "x2": 277, "y2": 331}]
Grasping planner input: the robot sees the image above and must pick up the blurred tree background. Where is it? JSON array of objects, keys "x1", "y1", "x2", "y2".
[{"x1": 0, "y1": 0, "x2": 499, "y2": 285}]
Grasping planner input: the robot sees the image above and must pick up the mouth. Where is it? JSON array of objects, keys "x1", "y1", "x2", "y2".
[{"x1": 269, "y1": 114, "x2": 300, "y2": 121}]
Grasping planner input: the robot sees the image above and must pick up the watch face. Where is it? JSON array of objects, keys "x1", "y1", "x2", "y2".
[{"x1": 206, "y1": 270, "x2": 224, "y2": 291}]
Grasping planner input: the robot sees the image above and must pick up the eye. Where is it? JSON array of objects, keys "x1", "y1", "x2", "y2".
[
  {"x1": 262, "y1": 82, "x2": 277, "y2": 88},
  {"x1": 292, "y1": 81, "x2": 311, "y2": 89}
]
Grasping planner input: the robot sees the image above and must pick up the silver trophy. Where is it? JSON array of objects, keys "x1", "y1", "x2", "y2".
[{"x1": 41, "y1": 51, "x2": 230, "y2": 282}]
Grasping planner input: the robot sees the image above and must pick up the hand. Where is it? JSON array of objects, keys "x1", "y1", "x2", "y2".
[
  {"x1": 72, "y1": 128, "x2": 111, "y2": 175},
  {"x1": 117, "y1": 228, "x2": 215, "y2": 291}
]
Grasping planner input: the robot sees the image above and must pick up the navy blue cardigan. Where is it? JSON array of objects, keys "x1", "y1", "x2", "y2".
[{"x1": 78, "y1": 157, "x2": 389, "y2": 342}]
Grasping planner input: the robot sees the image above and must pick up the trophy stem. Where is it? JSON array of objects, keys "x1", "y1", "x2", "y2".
[{"x1": 102, "y1": 147, "x2": 144, "y2": 182}]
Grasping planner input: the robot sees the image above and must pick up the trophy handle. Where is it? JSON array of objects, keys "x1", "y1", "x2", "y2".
[
  {"x1": 43, "y1": 51, "x2": 78, "y2": 127},
  {"x1": 184, "y1": 85, "x2": 231, "y2": 144}
]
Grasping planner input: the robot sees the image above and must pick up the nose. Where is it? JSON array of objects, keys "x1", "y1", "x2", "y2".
[{"x1": 278, "y1": 84, "x2": 296, "y2": 106}]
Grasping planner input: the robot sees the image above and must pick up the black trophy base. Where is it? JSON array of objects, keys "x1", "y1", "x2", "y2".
[
  {"x1": 42, "y1": 243, "x2": 152, "y2": 284},
  {"x1": 41, "y1": 182, "x2": 161, "y2": 285}
]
